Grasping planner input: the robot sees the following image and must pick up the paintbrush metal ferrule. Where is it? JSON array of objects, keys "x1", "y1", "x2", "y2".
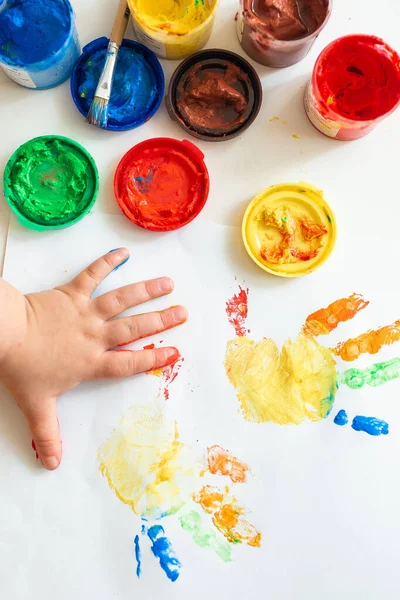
[{"x1": 93, "y1": 41, "x2": 119, "y2": 102}]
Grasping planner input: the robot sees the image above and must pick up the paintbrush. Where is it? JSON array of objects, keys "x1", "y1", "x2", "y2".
[{"x1": 86, "y1": 0, "x2": 130, "y2": 129}]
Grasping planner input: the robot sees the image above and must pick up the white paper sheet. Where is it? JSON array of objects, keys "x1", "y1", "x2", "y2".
[{"x1": 2, "y1": 213, "x2": 400, "y2": 600}]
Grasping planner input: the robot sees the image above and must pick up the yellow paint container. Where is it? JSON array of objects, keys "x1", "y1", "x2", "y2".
[
  {"x1": 128, "y1": 0, "x2": 219, "y2": 59},
  {"x1": 242, "y1": 182, "x2": 337, "y2": 278}
]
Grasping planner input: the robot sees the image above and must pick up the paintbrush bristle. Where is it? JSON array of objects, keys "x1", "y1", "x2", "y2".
[{"x1": 86, "y1": 96, "x2": 110, "y2": 129}]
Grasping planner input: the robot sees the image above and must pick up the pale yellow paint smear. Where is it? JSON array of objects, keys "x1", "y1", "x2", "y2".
[
  {"x1": 98, "y1": 405, "x2": 197, "y2": 519},
  {"x1": 225, "y1": 334, "x2": 337, "y2": 424}
]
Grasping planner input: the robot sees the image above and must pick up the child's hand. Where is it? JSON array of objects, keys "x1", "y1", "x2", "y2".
[{"x1": 0, "y1": 249, "x2": 187, "y2": 471}]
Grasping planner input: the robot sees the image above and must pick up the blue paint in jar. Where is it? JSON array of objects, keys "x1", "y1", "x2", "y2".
[
  {"x1": 0, "y1": 0, "x2": 80, "y2": 90},
  {"x1": 70, "y1": 37, "x2": 165, "y2": 132}
]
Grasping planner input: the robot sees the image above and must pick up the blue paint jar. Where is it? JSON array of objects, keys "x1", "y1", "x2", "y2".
[
  {"x1": 70, "y1": 37, "x2": 165, "y2": 132},
  {"x1": 0, "y1": 0, "x2": 80, "y2": 90}
]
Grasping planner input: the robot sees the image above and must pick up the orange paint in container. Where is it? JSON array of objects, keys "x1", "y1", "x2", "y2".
[
  {"x1": 304, "y1": 35, "x2": 400, "y2": 140},
  {"x1": 114, "y1": 138, "x2": 210, "y2": 231}
]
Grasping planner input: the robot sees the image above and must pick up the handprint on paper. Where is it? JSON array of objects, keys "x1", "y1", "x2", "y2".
[
  {"x1": 225, "y1": 286, "x2": 400, "y2": 434},
  {"x1": 98, "y1": 405, "x2": 261, "y2": 582}
]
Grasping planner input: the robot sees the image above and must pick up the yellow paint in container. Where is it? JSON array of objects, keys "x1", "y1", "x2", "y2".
[
  {"x1": 242, "y1": 182, "x2": 337, "y2": 278},
  {"x1": 128, "y1": 0, "x2": 219, "y2": 59}
]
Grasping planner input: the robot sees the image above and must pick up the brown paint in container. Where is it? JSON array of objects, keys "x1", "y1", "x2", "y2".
[
  {"x1": 237, "y1": 0, "x2": 332, "y2": 68},
  {"x1": 165, "y1": 49, "x2": 263, "y2": 141}
]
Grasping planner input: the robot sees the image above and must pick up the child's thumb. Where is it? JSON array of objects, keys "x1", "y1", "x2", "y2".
[{"x1": 27, "y1": 400, "x2": 62, "y2": 471}]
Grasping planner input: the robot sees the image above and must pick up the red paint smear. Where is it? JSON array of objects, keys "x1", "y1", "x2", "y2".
[
  {"x1": 144, "y1": 343, "x2": 155, "y2": 350},
  {"x1": 316, "y1": 35, "x2": 400, "y2": 121},
  {"x1": 226, "y1": 286, "x2": 249, "y2": 337},
  {"x1": 31, "y1": 439, "x2": 39, "y2": 460},
  {"x1": 114, "y1": 139, "x2": 209, "y2": 232},
  {"x1": 160, "y1": 357, "x2": 184, "y2": 400}
]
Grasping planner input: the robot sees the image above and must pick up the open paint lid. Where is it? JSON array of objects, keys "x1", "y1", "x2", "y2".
[
  {"x1": 71, "y1": 37, "x2": 164, "y2": 131},
  {"x1": 165, "y1": 49, "x2": 262, "y2": 141},
  {"x1": 242, "y1": 182, "x2": 337, "y2": 277},
  {"x1": 114, "y1": 137, "x2": 210, "y2": 232},
  {"x1": 3, "y1": 135, "x2": 99, "y2": 231}
]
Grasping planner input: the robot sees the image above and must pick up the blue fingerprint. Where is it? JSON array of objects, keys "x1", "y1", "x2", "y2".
[
  {"x1": 147, "y1": 525, "x2": 181, "y2": 582},
  {"x1": 334, "y1": 409, "x2": 349, "y2": 426},
  {"x1": 352, "y1": 416, "x2": 389, "y2": 436},
  {"x1": 134, "y1": 535, "x2": 142, "y2": 578}
]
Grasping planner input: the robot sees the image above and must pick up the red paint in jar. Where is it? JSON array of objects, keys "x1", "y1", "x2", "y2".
[
  {"x1": 237, "y1": 0, "x2": 331, "y2": 68},
  {"x1": 304, "y1": 35, "x2": 400, "y2": 140},
  {"x1": 114, "y1": 138, "x2": 210, "y2": 231}
]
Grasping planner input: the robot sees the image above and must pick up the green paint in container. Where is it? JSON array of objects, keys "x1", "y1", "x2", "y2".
[{"x1": 3, "y1": 135, "x2": 99, "y2": 231}]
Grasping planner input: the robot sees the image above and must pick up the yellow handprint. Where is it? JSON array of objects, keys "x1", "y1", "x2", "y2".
[
  {"x1": 98, "y1": 404, "x2": 261, "y2": 582},
  {"x1": 225, "y1": 287, "x2": 400, "y2": 435}
]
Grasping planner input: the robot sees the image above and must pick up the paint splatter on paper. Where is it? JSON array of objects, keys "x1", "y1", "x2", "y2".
[
  {"x1": 134, "y1": 535, "x2": 142, "y2": 578},
  {"x1": 339, "y1": 358, "x2": 400, "y2": 389},
  {"x1": 334, "y1": 409, "x2": 348, "y2": 426},
  {"x1": 226, "y1": 286, "x2": 249, "y2": 337},
  {"x1": 98, "y1": 405, "x2": 197, "y2": 520},
  {"x1": 180, "y1": 510, "x2": 232, "y2": 562},
  {"x1": 147, "y1": 525, "x2": 182, "y2": 582},
  {"x1": 205, "y1": 445, "x2": 249, "y2": 483},
  {"x1": 194, "y1": 485, "x2": 261, "y2": 548},
  {"x1": 303, "y1": 294, "x2": 369, "y2": 337},
  {"x1": 333, "y1": 320, "x2": 400, "y2": 362},
  {"x1": 225, "y1": 333, "x2": 337, "y2": 424},
  {"x1": 99, "y1": 405, "x2": 260, "y2": 580},
  {"x1": 148, "y1": 356, "x2": 184, "y2": 400},
  {"x1": 225, "y1": 286, "x2": 400, "y2": 433},
  {"x1": 352, "y1": 416, "x2": 389, "y2": 436}
]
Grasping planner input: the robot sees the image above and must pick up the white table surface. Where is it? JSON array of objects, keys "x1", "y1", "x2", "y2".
[{"x1": 0, "y1": 0, "x2": 399, "y2": 277}]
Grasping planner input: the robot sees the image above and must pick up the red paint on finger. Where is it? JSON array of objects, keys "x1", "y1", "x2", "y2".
[
  {"x1": 31, "y1": 439, "x2": 39, "y2": 460},
  {"x1": 161, "y1": 357, "x2": 184, "y2": 400},
  {"x1": 144, "y1": 343, "x2": 155, "y2": 350}
]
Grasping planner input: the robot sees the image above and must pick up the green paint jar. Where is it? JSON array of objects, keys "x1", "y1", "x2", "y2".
[{"x1": 3, "y1": 135, "x2": 99, "y2": 231}]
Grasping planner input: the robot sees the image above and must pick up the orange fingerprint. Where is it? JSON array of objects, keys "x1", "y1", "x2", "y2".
[
  {"x1": 206, "y1": 445, "x2": 249, "y2": 483},
  {"x1": 195, "y1": 485, "x2": 225, "y2": 512},
  {"x1": 194, "y1": 485, "x2": 261, "y2": 548},
  {"x1": 214, "y1": 504, "x2": 262, "y2": 548},
  {"x1": 303, "y1": 293, "x2": 369, "y2": 337},
  {"x1": 333, "y1": 319, "x2": 400, "y2": 362}
]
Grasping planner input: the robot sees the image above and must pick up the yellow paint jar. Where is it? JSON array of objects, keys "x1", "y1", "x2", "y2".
[
  {"x1": 242, "y1": 182, "x2": 337, "y2": 278},
  {"x1": 128, "y1": 0, "x2": 219, "y2": 60}
]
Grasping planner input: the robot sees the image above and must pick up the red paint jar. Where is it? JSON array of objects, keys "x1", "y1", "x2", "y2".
[
  {"x1": 237, "y1": 0, "x2": 332, "y2": 68},
  {"x1": 114, "y1": 138, "x2": 210, "y2": 232},
  {"x1": 304, "y1": 35, "x2": 400, "y2": 141}
]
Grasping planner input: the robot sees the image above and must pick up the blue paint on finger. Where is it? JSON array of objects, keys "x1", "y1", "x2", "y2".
[
  {"x1": 147, "y1": 525, "x2": 181, "y2": 582},
  {"x1": 334, "y1": 409, "x2": 348, "y2": 426},
  {"x1": 109, "y1": 249, "x2": 130, "y2": 271},
  {"x1": 113, "y1": 257, "x2": 130, "y2": 271},
  {"x1": 352, "y1": 416, "x2": 389, "y2": 436},
  {"x1": 134, "y1": 535, "x2": 142, "y2": 578}
]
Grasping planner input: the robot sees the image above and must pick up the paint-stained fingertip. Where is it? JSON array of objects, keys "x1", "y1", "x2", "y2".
[
  {"x1": 163, "y1": 347, "x2": 181, "y2": 365},
  {"x1": 109, "y1": 248, "x2": 131, "y2": 271}
]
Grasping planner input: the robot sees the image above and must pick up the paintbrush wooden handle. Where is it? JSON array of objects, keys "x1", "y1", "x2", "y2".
[{"x1": 110, "y1": 0, "x2": 130, "y2": 46}]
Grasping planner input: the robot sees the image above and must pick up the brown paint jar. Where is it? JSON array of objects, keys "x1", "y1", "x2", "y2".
[
  {"x1": 237, "y1": 0, "x2": 332, "y2": 68},
  {"x1": 165, "y1": 49, "x2": 263, "y2": 142}
]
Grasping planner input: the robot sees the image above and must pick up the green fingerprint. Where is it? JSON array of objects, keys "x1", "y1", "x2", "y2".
[
  {"x1": 339, "y1": 358, "x2": 400, "y2": 390},
  {"x1": 179, "y1": 510, "x2": 232, "y2": 562}
]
